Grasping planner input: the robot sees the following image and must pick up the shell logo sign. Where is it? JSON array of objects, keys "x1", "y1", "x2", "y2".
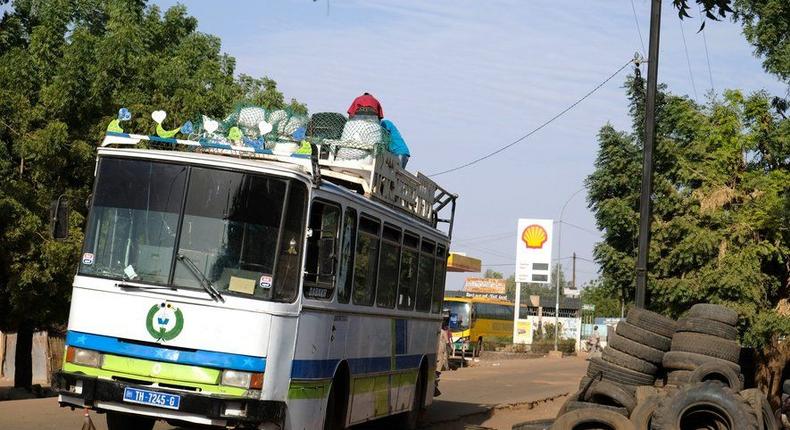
[
  {"x1": 515, "y1": 218, "x2": 554, "y2": 284},
  {"x1": 521, "y1": 224, "x2": 548, "y2": 249}
]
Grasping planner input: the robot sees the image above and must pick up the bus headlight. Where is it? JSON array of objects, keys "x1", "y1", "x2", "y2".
[
  {"x1": 66, "y1": 347, "x2": 102, "y2": 368},
  {"x1": 221, "y1": 370, "x2": 264, "y2": 389}
]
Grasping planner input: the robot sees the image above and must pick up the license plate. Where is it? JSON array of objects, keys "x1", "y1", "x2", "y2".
[{"x1": 122, "y1": 387, "x2": 181, "y2": 410}]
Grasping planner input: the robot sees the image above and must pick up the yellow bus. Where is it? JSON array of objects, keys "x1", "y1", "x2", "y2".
[{"x1": 443, "y1": 296, "x2": 529, "y2": 356}]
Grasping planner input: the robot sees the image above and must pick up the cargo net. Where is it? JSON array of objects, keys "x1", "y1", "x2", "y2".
[
  {"x1": 306, "y1": 111, "x2": 390, "y2": 161},
  {"x1": 182, "y1": 104, "x2": 390, "y2": 161}
]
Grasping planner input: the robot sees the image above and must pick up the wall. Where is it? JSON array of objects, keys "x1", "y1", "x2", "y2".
[{"x1": 0, "y1": 331, "x2": 62, "y2": 386}]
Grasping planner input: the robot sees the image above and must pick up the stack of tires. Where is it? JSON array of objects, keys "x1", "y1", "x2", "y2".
[
  {"x1": 549, "y1": 303, "x2": 781, "y2": 430},
  {"x1": 662, "y1": 304, "x2": 743, "y2": 391},
  {"x1": 552, "y1": 308, "x2": 675, "y2": 429}
]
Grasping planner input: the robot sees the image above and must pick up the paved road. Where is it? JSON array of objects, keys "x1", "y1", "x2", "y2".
[{"x1": 0, "y1": 357, "x2": 586, "y2": 430}]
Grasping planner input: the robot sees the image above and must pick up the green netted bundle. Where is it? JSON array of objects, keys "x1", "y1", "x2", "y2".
[{"x1": 306, "y1": 112, "x2": 390, "y2": 160}]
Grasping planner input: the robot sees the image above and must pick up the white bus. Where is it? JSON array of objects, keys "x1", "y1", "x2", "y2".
[{"x1": 55, "y1": 124, "x2": 456, "y2": 430}]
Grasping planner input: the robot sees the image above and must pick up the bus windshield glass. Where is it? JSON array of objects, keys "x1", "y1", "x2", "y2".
[
  {"x1": 79, "y1": 157, "x2": 305, "y2": 302},
  {"x1": 445, "y1": 301, "x2": 471, "y2": 331}
]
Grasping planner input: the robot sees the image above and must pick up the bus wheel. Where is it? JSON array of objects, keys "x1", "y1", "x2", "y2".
[
  {"x1": 324, "y1": 368, "x2": 349, "y2": 430},
  {"x1": 473, "y1": 338, "x2": 483, "y2": 358},
  {"x1": 106, "y1": 411, "x2": 155, "y2": 430},
  {"x1": 399, "y1": 366, "x2": 426, "y2": 430}
]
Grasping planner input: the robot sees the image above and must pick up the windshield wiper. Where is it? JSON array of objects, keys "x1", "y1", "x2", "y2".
[
  {"x1": 116, "y1": 281, "x2": 176, "y2": 291},
  {"x1": 176, "y1": 254, "x2": 225, "y2": 302}
]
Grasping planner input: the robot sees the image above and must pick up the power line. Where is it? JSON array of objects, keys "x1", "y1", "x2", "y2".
[
  {"x1": 629, "y1": 0, "x2": 646, "y2": 55},
  {"x1": 678, "y1": 19, "x2": 699, "y2": 101},
  {"x1": 428, "y1": 58, "x2": 635, "y2": 177},
  {"x1": 698, "y1": 4, "x2": 715, "y2": 93},
  {"x1": 558, "y1": 220, "x2": 600, "y2": 236}
]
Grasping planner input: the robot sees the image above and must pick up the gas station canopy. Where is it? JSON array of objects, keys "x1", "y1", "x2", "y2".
[{"x1": 447, "y1": 252, "x2": 482, "y2": 273}]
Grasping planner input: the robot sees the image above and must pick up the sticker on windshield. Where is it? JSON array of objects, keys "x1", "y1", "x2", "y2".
[
  {"x1": 124, "y1": 265, "x2": 138, "y2": 280},
  {"x1": 82, "y1": 253, "x2": 95, "y2": 265},
  {"x1": 259, "y1": 275, "x2": 273, "y2": 289}
]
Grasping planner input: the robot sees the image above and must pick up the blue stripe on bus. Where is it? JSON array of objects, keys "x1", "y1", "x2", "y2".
[
  {"x1": 65, "y1": 331, "x2": 265, "y2": 372},
  {"x1": 291, "y1": 354, "x2": 426, "y2": 379},
  {"x1": 394, "y1": 319, "x2": 408, "y2": 355}
]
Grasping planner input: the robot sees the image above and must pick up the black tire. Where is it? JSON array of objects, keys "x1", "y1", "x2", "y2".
[
  {"x1": 399, "y1": 366, "x2": 426, "y2": 430},
  {"x1": 740, "y1": 388, "x2": 780, "y2": 430},
  {"x1": 551, "y1": 408, "x2": 635, "y2": 430},
  {"x1": 602, "y1": 346, "x2": 658, "y2": 375},
  {"x1": 608, "y1": 329, "x2": 664, "y2": 364},
  {"x1": 583, "y1": 378, "x2": 637, "y2": 413},
  {"x1": 783, "y1": 379, "x2": 790, "y2": 395},
  {"x1": 324, "y1": 368, "x2": 349, "y2": 430},
  {"x1": 662, "y1": 351, "x2": 741, "y2": 373},
  {"x1": 671, "y1": 332, "x2": 741, "y2": 363},
  {"x1": 587, "y1": 357, "x2": 655, "y2": 386},
  {"x1": 689, "y1": 361, "x2": 744, "y2": 392},
  {"x1": 626, "y1": 308, "x2": 677, "y2": 338},
  {"x1": 676, "y1": 316, "x2": 738, "y2": 340},
  {"x1": 651, "y1": 380, "x2": 758, "y2": 430},
  {"x1": 666, "y1": 370, "x2": 692, "y2": 386},
  {"x1": 615, "y1": 321, "x2": 672, "y2": 351},
  {"x1": 688, "y1": 303, "x2": 739, "y2": 326},
  {"x1": 562, "y1": 400, "x2": 629, "y2": 417},
  {"x1": 629, "y1": 394, "x2": 663, "y2": 429},
  {"x1": 557, "y1": 391, "x2": 582, "y2": 417},
  {"x1": 512, "y1": 418, "x2": 554, "y2": 430},
  {"x1": 106, "y1": 412, "x2": 155, "y2": 430}
]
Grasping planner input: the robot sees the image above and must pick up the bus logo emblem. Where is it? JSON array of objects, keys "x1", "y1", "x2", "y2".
[{"x1": 146, "y1": 302, "x2": 184, "y2": 342}]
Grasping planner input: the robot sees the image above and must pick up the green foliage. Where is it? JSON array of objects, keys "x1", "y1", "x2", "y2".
[
  {"x1": 0, "y1": 0, "x2": 303, "y2": 332},
  {"x1": 586, "y1": 77, "x2": 790, "y2": 348},
  {"x1": 580, "y1": 279, "x2": 625, "y2": 318},
  {"x1": 733, "y1": 0, "x2": 790, "y2": 81}
]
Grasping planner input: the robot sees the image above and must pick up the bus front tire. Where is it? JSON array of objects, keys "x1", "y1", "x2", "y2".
[{"x1": 106, "y1": 411, "x2": 155, "y2": 430}]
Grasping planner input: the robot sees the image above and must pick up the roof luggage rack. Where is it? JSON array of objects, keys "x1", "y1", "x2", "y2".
[{"x1": 101, "y1": 132, "x2": 457, "y2": 236}]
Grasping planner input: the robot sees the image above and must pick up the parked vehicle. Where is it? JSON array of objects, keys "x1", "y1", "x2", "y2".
[{"x1": 54, "y1": 121, "x2": 457, "y2": 430}]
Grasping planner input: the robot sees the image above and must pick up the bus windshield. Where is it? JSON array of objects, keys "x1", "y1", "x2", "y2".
[
  {"x1": 79, "y1": 157, "x2": 306, "y2": 302},
  {"x1": 445, "y1": 301, "x2": 471, "y2": 331}
]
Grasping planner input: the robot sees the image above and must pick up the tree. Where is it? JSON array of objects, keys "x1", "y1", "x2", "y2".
[
  {"x1": 580, "y1": 279, "x2": 625, "y2": 318},
  {"x1": 733, "y1": 0, "x2": 790, "y2": 81},
  {"x1": 0, "y1": 0, "x2": 303, "y2": 388},
  {"x1": 587, "y1": 76, "x2": 790, "y2": 404}
]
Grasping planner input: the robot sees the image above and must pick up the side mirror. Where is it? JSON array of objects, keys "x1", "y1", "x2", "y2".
[
  {"x1": 318, "y1": 237, "x2": 336, "y2": 276},
  {"x1": 50, "y1": 197, "x2": 69, "y2": 240}
]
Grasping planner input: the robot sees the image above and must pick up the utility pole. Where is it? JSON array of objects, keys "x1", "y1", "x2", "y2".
[
  {"x1": 572, "y1": 252, "x2": 576, "y2": 290},
  {"x1": 635, "y1": 0, "x2": 662, "y2": 309}
]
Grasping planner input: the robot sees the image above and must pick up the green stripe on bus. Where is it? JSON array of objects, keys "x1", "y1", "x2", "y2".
[
  {"x1": 288, "y1": 379, "x2": 332, "y2": 400},
  {"x1": 392, "y1": 370, "x2": 418, "y2": 387},
  {"x1": 101, "y1": 354, "x2": 221, "y2": 385},
  {"x1": 352, "y1": 375, "x2": 375, "y2": 394},
  {"x1": 61, "y1": 363, "x2": 247, "y2": 396},
  {"x1": 373, "y1": 375, "x2": 390, "y2": 417}
]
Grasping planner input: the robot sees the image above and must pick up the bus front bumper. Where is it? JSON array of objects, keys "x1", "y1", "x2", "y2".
[{"x1": 54, "y1": 371, "x2": 285, "y2": 427}]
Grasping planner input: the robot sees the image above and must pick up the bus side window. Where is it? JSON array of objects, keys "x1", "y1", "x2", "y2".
[
  {"x1": 273, "y1": 182, "x2": 307, "y2": 302},
  {"x1": 336, "y1": 208, "x2": 357, "y2": 304},
  {"x1": 352, "y1": 215, "x2": 380, "y2": 306},
  {"x1": 397, "y1": 232, "x2": 420, "y2": 310},
  {"x1": 303, "y1": 200, "x2": 341, "y2": 299},
  {"x1": 376, "y1": 224, "x2": 401, "y2": 309},
  {"x1": 415, "y1": 239, "x2": 435, "y2": 312},
  {"x1": 431, "y1": 244, "x2": 448, "y2": 313}
]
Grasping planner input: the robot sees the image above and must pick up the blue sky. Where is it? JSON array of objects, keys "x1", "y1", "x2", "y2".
[{"x1": 154, "y1": 0, "x2": 785, "y2": 290}]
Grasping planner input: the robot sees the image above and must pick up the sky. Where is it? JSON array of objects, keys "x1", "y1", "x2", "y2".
[{"x1": 152, "y1": 0, "x2": 785, "y2": 291}]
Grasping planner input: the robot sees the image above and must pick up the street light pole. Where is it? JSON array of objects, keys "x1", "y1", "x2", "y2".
[
  {"x1": 635, "y1": 0, "x2": 662, "y2": 309},
  {"x1": 554, "y1": 188, "x2": 585, "y2": 351}
]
